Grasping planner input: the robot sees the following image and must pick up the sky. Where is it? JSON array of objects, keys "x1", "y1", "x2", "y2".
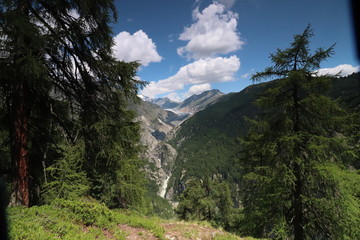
[{"x1": 111, "y1": 0, "x2": 359, "y2": 101}]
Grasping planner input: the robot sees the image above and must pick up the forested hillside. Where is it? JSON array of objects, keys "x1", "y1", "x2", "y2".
[{"x1": 168, "y1": 72, "x2": 360, "y2": 200}]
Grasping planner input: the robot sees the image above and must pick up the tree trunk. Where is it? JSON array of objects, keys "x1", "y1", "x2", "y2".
[
  {"x1": 10, "y1": 81, "x2": 30, "y2": 207},
  {"x1": 7, "y1": 0, "x2": 32, "y2": 207},
  {"x1": 293, "y1": 163, "x2": 304, "y2": 240}
]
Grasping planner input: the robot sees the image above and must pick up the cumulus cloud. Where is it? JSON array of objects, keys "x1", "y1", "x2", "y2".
[
  {"x1": 141, "y1": 56, "x2": 240, "y2": 98},
  {"x1": 187, "y1": 83, "x2": 212, "y2": 96},
  {"x1": 177, "y1": 2, "x2": 244, "y2": 59},
  {"x1": 317, "y1": 64, "x2": 360, "y2": 77},
  {"x1": 165, "y1": 92, "x2": 183, "y2": 102},
  {"x1": 112, "y1": 30, "x2": 162, "y2": 66}
]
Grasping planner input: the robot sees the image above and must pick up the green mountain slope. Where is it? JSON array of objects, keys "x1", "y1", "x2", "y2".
[{"x1": 167, "y1": 73, "x2": 360, "y2": 198}]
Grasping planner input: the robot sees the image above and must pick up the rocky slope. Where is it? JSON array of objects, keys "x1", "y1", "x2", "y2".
[
  {"x1": 176, "y1": 89, "x2": 225, "y2": 113},
  {"x1": 130, "y1": 90, "x2": 225, "y2": 199},
  {"x1": 128, "y1": 101, "x2": 180, "y2": 197}
]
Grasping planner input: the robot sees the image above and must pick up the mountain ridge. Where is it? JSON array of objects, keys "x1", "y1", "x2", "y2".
[{"x1": 149, "y1": 89, "x2": 225, "y2": 113}]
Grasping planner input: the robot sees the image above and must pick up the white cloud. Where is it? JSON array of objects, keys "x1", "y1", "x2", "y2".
[
  {"x1": 165, "y1": 92, "x2": 183, "y2": 102},
  {"x1": 241, "y1": 73, "x2": 250, "y2": 78},
  {"x1": 177, "y1": 2, "x2": 244, "y2": 59},
  {"x1": 317, "y1": 64, "x2": 360, "y2": 77},
  {"x1": 112, "y1": 30, "x2": 162, "y2": 66},
  {"x1": 141, "y1": 55, "x2": 240, "y2": 98},
  {"x1": 187, "y1": 83, "x2": 212, "y2": 96}
]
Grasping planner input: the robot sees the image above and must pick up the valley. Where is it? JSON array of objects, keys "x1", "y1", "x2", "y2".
[{"x1": 134, "y1": 73, "x2": 360, "y2": 203}]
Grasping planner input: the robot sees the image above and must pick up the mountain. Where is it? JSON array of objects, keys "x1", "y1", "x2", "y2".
[
  {"x1": 150, "y1": 89, "x2": 225, "y2": 113},
  {"x1": 151, "y1": 97, "x2": 180, "y2": 109},
  {"x1": 166, "y1": 84, "x2": 264, "y2": 199},
  {"x1": 176, "y1": 89, "x2": 225, "y2": 113},
  {"x1": 128, "y1": 100, "x2": 183, "y2": 197},
  {"x1": 130, "y1": 89, "x2": 225, "y2": 199},
  {"x1": 132, "y1": 74, "x2": 360, "y2": 201},
  {"x1": 164, "y1": 73, "x2": 360, "y2": 200}
]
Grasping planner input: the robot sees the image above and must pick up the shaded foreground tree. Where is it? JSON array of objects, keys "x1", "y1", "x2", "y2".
[
  {"x1": 239, "y1": 25, "x2": 359, "y2": 239},
  {"x1": 0, "y1": 0, "x2": 144, "y2": 206},
  {"x1": 176, "y1": 177, "x2": 235, "y2": 230}
]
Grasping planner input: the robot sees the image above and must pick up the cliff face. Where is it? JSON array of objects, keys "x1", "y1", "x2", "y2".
[
  {"x1": 130, "y1": 101, "x2": 178, "y2": 199},
  {"x1": 131, "y1": 90, "x2": 225, "y2": 199}
]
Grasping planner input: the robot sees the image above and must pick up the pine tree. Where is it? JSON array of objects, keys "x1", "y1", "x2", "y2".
[
  {"x1": 239, "y1": 25, "x2": 359, "y2": 239},
  {"x1": 42, "y1": 143, "x2": 89, "y2": 203},
  {"x1": 176, "y1": 177, "x2": 235, "y2": 228},
  {"x1": 0, "y1": 0, "x2": 144, "y2": 206}
]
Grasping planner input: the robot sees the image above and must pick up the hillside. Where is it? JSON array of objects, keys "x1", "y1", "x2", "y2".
[
  {"x1": 166, "y1": 73, "x2": 360, "y2": 198},
  {"x1": 6, "y1": 199, "x2": 254, "y2": 240}
]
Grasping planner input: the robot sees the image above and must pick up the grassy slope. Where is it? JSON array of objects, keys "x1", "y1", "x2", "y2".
[{"x1": 7, "y1": 199, "x2": 257, "y2": 240}]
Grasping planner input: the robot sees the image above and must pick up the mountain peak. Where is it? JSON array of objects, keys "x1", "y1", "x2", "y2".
[
  {"x1": 146, "y1": 89, "x2": 224, "y2": 114},
  {"x1": 150, "y1": 97, "x2": 180, "y2": 109},
  {"x1": 177, "y1": 89, "x2": 224, "y2": 113}
]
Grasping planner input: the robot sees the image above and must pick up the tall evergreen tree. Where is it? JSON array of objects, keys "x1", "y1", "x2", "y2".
[
  {"x1": 0, "y1": 0, "x2": 144, "y2": 206},
  {"x1": 176, "y1": 177, "x2": 234, "y2": 229},
  {"x1": 239, "y1": 25, "x2": 359, "y2": 239}
]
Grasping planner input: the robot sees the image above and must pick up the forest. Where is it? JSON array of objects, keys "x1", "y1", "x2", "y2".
[{"x1": 1, "y1": 1, "x2": 359, "y2": 240}]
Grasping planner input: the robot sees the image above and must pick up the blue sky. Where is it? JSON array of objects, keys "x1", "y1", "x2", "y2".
[{"x1": 111, "y1": 0, "x2": 359, "y2": 101}]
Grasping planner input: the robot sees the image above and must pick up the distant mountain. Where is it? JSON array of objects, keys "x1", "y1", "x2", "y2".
[
  {"x1": 151, "y1": 97, "x2": 180, "y2": 109},
  {"x1": 150, "y1": 89, "x2": 225, "y2": 114},
  {"x1": 177, "y1": 89, "x2": 225, "y2": 113}
]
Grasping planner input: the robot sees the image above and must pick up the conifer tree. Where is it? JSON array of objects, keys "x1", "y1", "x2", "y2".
[
  {"x1": 0, "y1": 0, "x2": 144, "y2": 206},
  {"x1": 239, "y1": 25, "x2": 359, "y2": 239},
  {"x1": 42, "y1": 143, "x2": 89, "y2": 203},
  {"x1": 176, "y1": 177, "x2": 234, "y2": 228}
]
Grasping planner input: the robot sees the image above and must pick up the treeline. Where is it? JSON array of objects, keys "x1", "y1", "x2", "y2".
[
  {"x1": 176, "y1": 26, "x2": 360, "y2": 240},
  {"x1": 0, "y1": 0, "x2": 150, "y2": 211}
]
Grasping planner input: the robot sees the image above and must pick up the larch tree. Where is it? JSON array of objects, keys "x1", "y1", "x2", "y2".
[
  {"x1": 239, "y1": 25, "x2": 359, "y2": 239},
  {"x1": 0, "y1": 0, "x2": 144, "y2": 206}
]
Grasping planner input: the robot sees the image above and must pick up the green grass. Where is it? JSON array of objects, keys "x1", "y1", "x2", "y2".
[
  {"x1": 7, "y1": 199, "x2": 165, "y2": 240},
  {"x1": 7, "y1": 199, "x2": 263, "y2": 240}
]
